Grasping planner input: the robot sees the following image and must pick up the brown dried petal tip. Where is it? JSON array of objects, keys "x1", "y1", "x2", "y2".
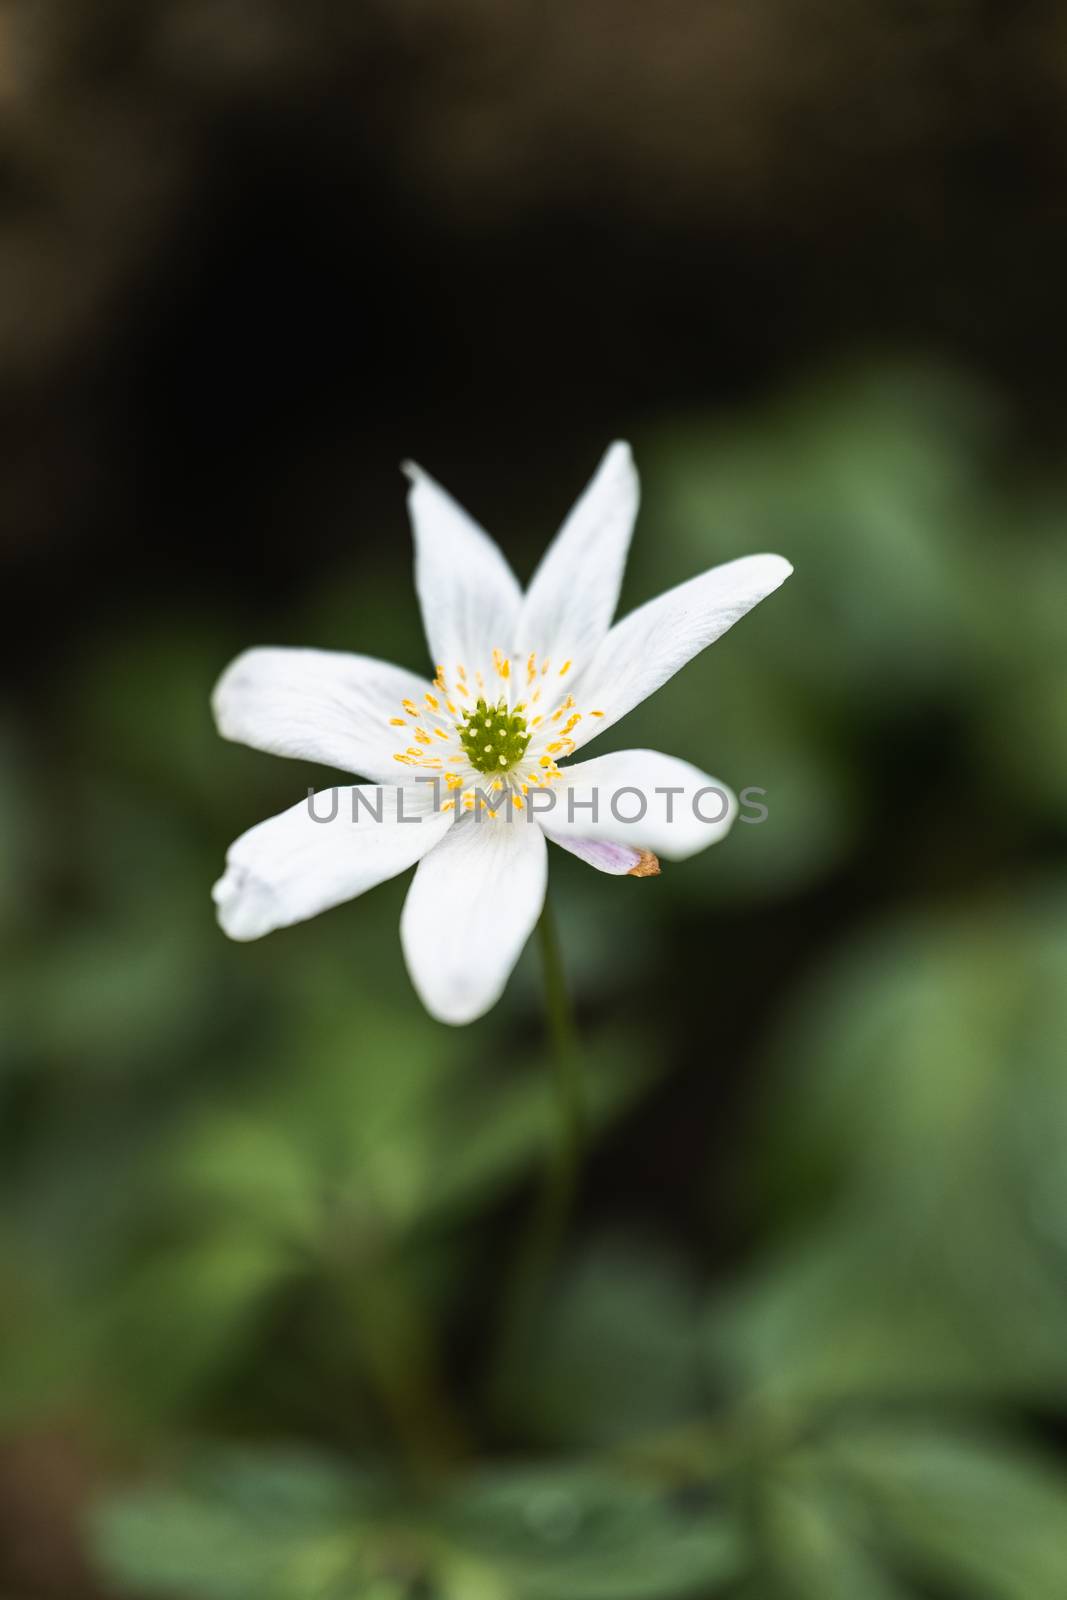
[{"x1": 628, "y1": 850, "x2": 661, "y2": 878}]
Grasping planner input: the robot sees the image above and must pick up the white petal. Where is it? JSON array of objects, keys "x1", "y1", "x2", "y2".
[
  {"x1": 404, "y1": 462, "x2": 522, "y2": 682},
  {"x1": 213, "y1": 648, "x2": 429, "y2": 781},
  {"x1": 569, "y1": 553, "x2": 792, "y2": 748},
  {"x1": 400, "y1": 814, "x2": 547, "y2": 1025},
  {"x1": 544, "y1": 749, "x2": 736, "y2": 860},
  {"x1": 543, "y1": 831, "x2": 647, "y2": 875},
  {"x1": 214, "y1": 784, "x2": 449, "y2": 941},
  {"x1": 514, "y1": 441, "x2": 638, "y2": 669}
]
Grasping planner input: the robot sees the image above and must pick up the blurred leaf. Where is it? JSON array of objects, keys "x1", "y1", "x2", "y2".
[
  {"x1": 96, "y1": 1234, "x2": 295, "y2": 1420},
  {"x1": 425, "y1": 1033, "x2": 656, "y2": 1230},
  {"x1": 499, "y1": 1238, "x2": 703, "y2": 1447},
  {"x1": 760, "y1": 1464, "x2": 912, "y2": 1600},
  {"x1": 93, "y1": 1447, "x2": 390, "y2": 1600},
  {"x1": 440, "y1": 1464, "x2": 743, "y2": 1600},
  {"x1": 975, "y1": 514, "x2": 1067, "y2": 817},
  {"x1": 710, "y1": 885, "x2": 1067, "y2": 1406},
  {"x1": 830, "y1": 1420, "x2": 1067, "y2": 1600},
  {"x1": 95, "y1": 1449, "x2": 742, "y2": 1600},
  {"x1": 168, "y1": 1012, "x2": 655, "y2": 1255},
  {"x1": 707, "y1": 1215, "x2": 1000, "y2": 1408},
  {"x1": 619, "y1": 661, "x2": 859, "y2": 903},
  {"x1": 644, "y1": 365, "x2": 1002, "y2": 707}
]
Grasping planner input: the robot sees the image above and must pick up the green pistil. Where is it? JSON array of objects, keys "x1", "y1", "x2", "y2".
[{"x1": 458, "y1": 697, "x2": 531, "y2": 774}]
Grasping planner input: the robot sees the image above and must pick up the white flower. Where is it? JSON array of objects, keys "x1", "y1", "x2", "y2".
[{"x1": 212, "y1": 443, "x2": 791, "y2": 1024}]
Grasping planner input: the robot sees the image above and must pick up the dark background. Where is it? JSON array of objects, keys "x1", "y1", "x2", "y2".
[
  {"x1": 3, "y1": 4, "x2": 1067, "y2": 1597},
  {"x1": 6, "y1": 0, "x2": 1067, "y2": 618}
]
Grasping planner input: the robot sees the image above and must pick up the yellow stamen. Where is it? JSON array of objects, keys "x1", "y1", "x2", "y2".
[{"x1": 559, "y1": 659, "x2": 572, "y2": 675}]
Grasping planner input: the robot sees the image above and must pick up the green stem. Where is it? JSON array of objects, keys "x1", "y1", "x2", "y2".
[
  {"x1": 328, "y1": 1217, "x2": 466, "y2": 1483},
  {"x1": 494, "y1": 897, "x2": 585, "y2": 1387},
  {"x1": 353, "y1": 1259, "x2": 467, "y2": 1481}
]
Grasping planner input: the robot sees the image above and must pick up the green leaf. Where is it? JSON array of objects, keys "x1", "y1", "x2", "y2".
[
  {"x1": 644, "y1": 365, "x2": 1001, "y2": 708},
  {"x1": 96, "y1": 1234, "x2": 295, "y2": 1420},
  {"x1": 440, "y1": 1464, "x2": 743, "y2": 1600},
  {"x1": 92, "y1": 1447, "x2": 390, "y2": 1600},
  {"x1": 760, "y1": 1463, "x2": 912, "y2": 1600},
  {"x1": 830, "y1": 1421, "x2": 1067, "y2": 1600},
  {"x1": 713, "y1": 886, "x2": 1067, "y2": 1406},
  {"x1": 498, "y1": 1238, "x2": 704, "y2": 1447}
]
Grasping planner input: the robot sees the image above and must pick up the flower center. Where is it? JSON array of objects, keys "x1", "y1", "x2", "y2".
[
  {"x1": 389, "y1": 652, "x2": 606, "y2": 816},
  {"x1": 458, "y1": 696, "x2": 531, "y2": 774}
]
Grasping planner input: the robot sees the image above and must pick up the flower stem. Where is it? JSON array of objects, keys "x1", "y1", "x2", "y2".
[
  {"x1": 493, "y1": 896, "x2": 584, "y2": 1392},
  {"x1": 328, "y1": 1224, "x2": 466, "y2": 1482}
]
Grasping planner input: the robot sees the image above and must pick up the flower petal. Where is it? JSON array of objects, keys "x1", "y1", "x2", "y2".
[
  {"x1": 214, "y1": 784, "x2": 449, "y2": 941},
  {"x1": 544, "y1": 749, "x2": 736, "y2": 860},
  {"x1": 543, "y1": 832, "x2": 647, "y2": 875},
  {"x1": 400, "y1": 814, "x2": 547, "y2": 1024},
  {"x1": 514, "y1": 441, "x2": 638, "y2": 669},
  {"x1": 213, "y1": 648, "x2": 430, "y2": 781},
  {"x1": 404, "y1": 462, "x2": 522, "y2": 681},
  {"x1": 569, "y1": 553, "x2": 792, "y2": 748}
]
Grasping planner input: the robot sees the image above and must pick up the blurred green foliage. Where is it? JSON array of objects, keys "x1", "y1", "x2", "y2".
[{"x1": 3, "y1": 365, "x2": 1067, "y2": 1597}]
